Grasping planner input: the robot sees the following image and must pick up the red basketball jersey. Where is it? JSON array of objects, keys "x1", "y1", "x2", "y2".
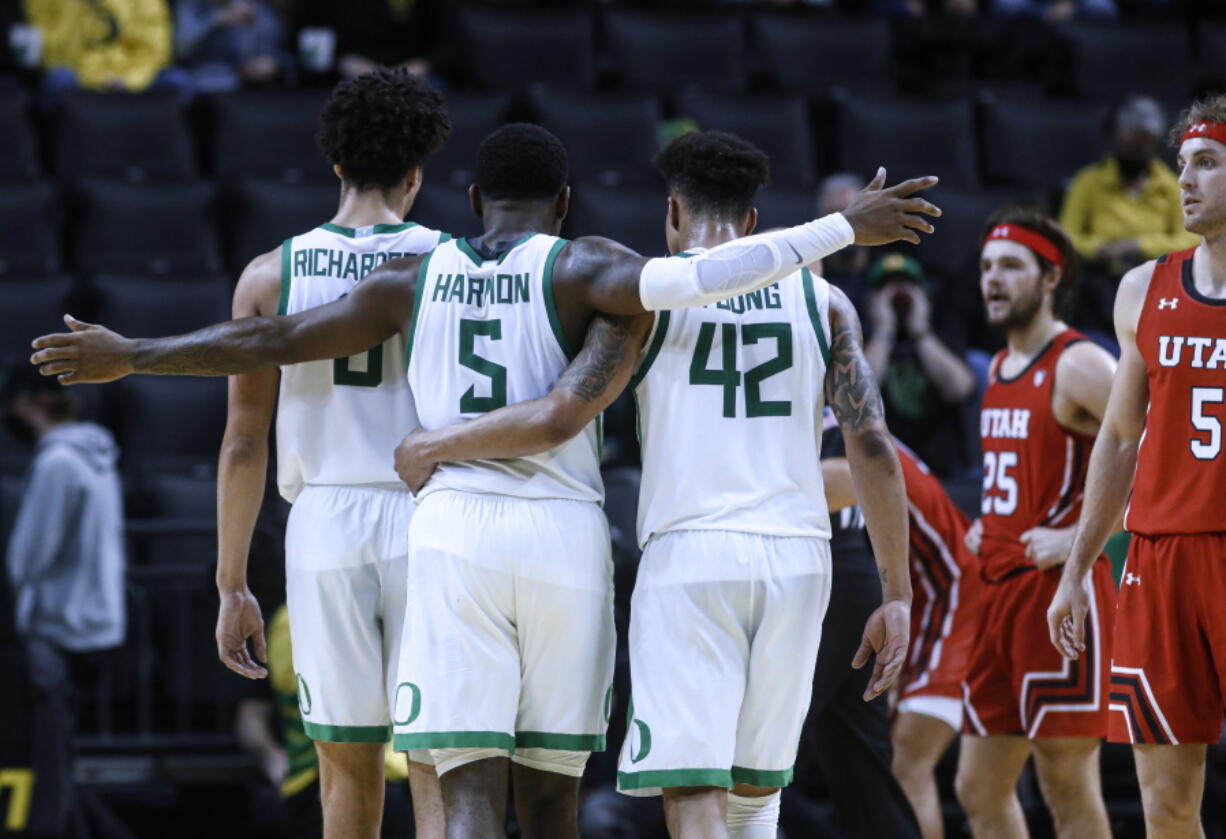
[
  {"x1": 1127, "y1": 247, "x2": 1226, "y2": 535},
  {"x1": 979, "y1": 329, "x2": 1095, "y2": 581}
]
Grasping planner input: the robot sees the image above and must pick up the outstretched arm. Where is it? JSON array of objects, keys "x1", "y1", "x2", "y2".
[
  {"x1": 30, "y1": 257, "x2": 423, "y2": 383},
  {"x1": 825, "y1": 287, "x2": 912, "y2": 700},
  {"x1": 394, "y1": 313, "x2": 653, "y2": 491}
]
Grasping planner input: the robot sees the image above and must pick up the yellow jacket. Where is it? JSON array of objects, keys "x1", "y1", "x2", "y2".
[
  {"x1": 25, "y1": 0, "x2": 171, "y2": 91},
  {"x1": 1059, "y1": 157, "x2": 1200, "y2": 261}
]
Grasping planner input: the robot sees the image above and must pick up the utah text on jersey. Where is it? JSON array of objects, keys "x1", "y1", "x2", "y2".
[
  {"x1": 980, "y1": 408, "x2": 1032, "y2": 440},
  {"x1": 1157, "y1": 336, "x2": 1226, "y2": 369}
]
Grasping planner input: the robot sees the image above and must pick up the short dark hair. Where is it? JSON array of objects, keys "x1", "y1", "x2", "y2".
[
  {"x1": 1170, "y1": 94, "x2": 1226, "y2": 147},
  {"x1": 655, "y1": 130, "x2": 770, "y2": 220},
  {"x1": 317, "y1": 69, "x2": 451, "y2": 191},
  {"x1": 981, "y1": 207, "x2": 1080, "y2": 317},
  {"x1": 474, "y1": 123, "x2": 568, "y2": 202},
  {"x1": 1, "y1": 364, "x2": 76, "y2": 421}
]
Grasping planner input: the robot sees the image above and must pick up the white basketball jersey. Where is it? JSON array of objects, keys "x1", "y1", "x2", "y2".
[
  {"x1": 276, "y1": 222, "x2": 448, "y2": 502},
  {"x1": 405, "y1": 234, "x2": 602, "y2": 503},
  {"x1": 635, "y1": 260, "x2": 833, "y2": 544}
]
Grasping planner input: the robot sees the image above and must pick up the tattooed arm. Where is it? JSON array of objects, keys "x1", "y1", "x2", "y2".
[
  {"x1": 825, "y1": 286, "x2": 912, "y2": 701},
  {"x1": 394, "y1": 313, "x2": 653, "y2": 492}
]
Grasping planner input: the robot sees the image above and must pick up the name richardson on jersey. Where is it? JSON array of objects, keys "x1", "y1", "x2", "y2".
[
  {"x1": 1157, "y1": 335, "x2": 1226, "y2": 369},
  {"x1": 292, "y1": 247, "x2": 421, "y2": 280},
  {"x1": 704, "y1": 283, "x2": 783, "y2": 314},
  {"x1": 981, "y1": 408, "x2": 1031, "y2": 440},
  {"x1": 430, "y1": 271, "x2": 532, "y2": 307}
]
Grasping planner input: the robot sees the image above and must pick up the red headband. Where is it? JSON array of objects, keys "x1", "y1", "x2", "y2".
[
  {"x1": 983, "y1": 224, "x2": 1063, "y2": 268},
  {"x1": 1181, "y1": 121, "x2": 1226, "y2": 147}
]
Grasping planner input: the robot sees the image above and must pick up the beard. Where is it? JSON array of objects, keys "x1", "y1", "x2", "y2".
[{"x1": 987, "y1": 280, "x2": 1045, "y2": 332}]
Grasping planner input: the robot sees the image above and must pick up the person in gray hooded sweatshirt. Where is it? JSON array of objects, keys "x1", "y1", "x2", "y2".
[{"x1": 3, "y1": 364, "x2": 125, "y2": 655}]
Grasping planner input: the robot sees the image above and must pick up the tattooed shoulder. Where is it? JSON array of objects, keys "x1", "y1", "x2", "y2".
[
  {"x1": 825, "y1": 287, "x2": 885, "y2": 430},
  {"x1": 553, "y1": 314, "x2": 638, "y2": 402}
]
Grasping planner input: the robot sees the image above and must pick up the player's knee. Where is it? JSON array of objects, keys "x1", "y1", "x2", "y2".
[
  {"x1": 1033, "y1": 741, "x2": 1100, "y2": 809},
  {"x1": 1141, "y1": 773, "x2": 1201, "y2": 830},
  {"x1": 314, "y1": 739, "x2": 384, "y2": 778},
  {"x1": 955, "y1": 765, "x2": 1007, "y2": 815}
]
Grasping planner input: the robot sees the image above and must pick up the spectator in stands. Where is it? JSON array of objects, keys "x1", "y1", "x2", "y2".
[
  {"x1": 863, "y1": 253, "x2": 977, "y2": 476},
  {"x1": 175, "y1": 0, "x2": 290, "y2": 93},
  {"x1": 817, "y1": 173, "x2": 871, "y2": 305},
  {"x1": 293, "y1": 0, "x2": 448, "y2": 81},
  {"x1": 990, "y1": 0, "x2": 1117, "y2": 20},
  {"x1": 3, "y1": 364, "x2": 125, "y2": 660},
  {"x1": 24, "y1": 0, "x2": 189, "y2": 107}
]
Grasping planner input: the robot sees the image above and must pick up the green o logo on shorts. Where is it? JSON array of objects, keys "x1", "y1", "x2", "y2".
[
  {"x1": 626, "y1": 698, "x2": 651, "y2": 764},
  {"x1": 394, "y1": 682, "x2": 422, "y2": 726},
  {"x1": 296, "y1": 673, "x2": 313, "y2": 716}
]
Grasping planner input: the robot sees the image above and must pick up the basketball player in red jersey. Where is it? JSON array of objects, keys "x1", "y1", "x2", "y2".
[
  {"x1": 1050, "y1": 97, "x2": 1226, "y2": 837},
  {"x1": 957, "y1": 210, "x2": 1119, "y2": 839}
]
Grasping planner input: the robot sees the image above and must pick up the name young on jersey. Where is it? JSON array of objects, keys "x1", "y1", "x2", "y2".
[
  {"x1": 430, "y1": 272, "x2": 532, "y2": 307},
  {"x1": 706, "y1": 283, "x2": 783, "y2": 314},
  {"x1": 1157, "y1": 335, "x2": 1226, "y2": 369},
  {"x1": 292, "y1": 247, "x2": 422, "y2": 280},
  {"x1": 981, "y1": 408, "x2": 1031, "y2": 440}
]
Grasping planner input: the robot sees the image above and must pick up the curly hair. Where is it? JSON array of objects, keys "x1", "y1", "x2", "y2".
[
  {"x1": 474, "y1": 123, "x2": 568, "y2": 202},
  {"x1": 1169, "y1": 94, "x2": 1226, "y2": 148},
  {"x1": 981, "y1": 206, "x2": 1080, "y2": 318},
  {"x1": 655, "y1": 130, "x2": 769, "y2": 220},
  {"x1": 317, "y1": 69, "x2": 451, "y2": 191}
]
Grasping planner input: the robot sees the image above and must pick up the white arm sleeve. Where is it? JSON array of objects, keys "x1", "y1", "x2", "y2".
[{"x1": 638, "y1": 212, "x2": 855, "y2": 311}]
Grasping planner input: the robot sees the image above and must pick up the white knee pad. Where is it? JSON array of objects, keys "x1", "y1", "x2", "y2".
[
  {"x1": 510, "y1": 748, "x2": 590, "y2": 778},
  {"x1": 726, "y1": 791, "x2": 781, "y2": 839},
  {"x1": 430, "y1": 747, "x2": 510, "y2": 777}
]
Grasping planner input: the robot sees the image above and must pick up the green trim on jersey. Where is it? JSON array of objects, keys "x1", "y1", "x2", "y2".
[
  {"x1": 455, "y1": 234, "x2": 538, "y2": 266},
  {"x1": 542, "y1": 238, "x2": 573, "y2": 359},
  {"x1": 801, "y1": 268, "x2": 830, "y2": 366},
  {"x1": 277, "y1": 237, "x2": 293, "y2": 315},
  {"x1": 318, "y1": 221, "x2": 418, "y2": 238},
  {"x1": 437, "y1": 231, "x2": 453, "y2": 243},
  {"x1": 515, "y1": 731, "x2": 607, "y2": 751},
  {"x1": 628, "y1": 311, "x2": 670, "y2": 391},
  {"x1": 403, "y1": 250, "x2": 435, "y2": 372},
  {"x1": 617, "y1": 768, "x2": 732, "y2": 791},
  {"x1": 301, "y1": 722, "x2": 391, "y2": 744},
  {"x1": 731, "y1": 765, "x2": 794, "y2": 787},
  {"x1": 393, "y1": 730, "x2": 517, "y2": 752}
]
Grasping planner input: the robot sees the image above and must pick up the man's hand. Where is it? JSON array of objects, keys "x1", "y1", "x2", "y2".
[
  {"x1": 30, "y1": 315, "x2": 136, "y2": 384},
  {"x1": 900, "y1": 283, "x2": 932, "y2": 338},
  {"x1": 1021, "y1": 525, "x2": 1075, "y2": 571},
  {"x1": 866, "y1": 288, "x2": 898, "y2": 338},
  {"x1": 217, "y1": 588, "x2": 268, "y2": 679},
  {"x1": 964, "y1": 517, "x2": 983, "y2": 555},
  {"x1": 842, "y1": 168, "x2": 941, "y2": 246},
  {"x1": 395, "y1": 429, "x2": 439, "y2": 494},
  {"x1": 852, "y1": 598, "x2": 910, "y2": 701},
  {"x1": 1047, "y1": 573, "x2": 1091, "y2": 659}
]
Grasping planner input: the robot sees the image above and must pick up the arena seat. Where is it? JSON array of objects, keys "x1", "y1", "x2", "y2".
[
  {"x1": 93, "y1": 276, "x2": 232, "y2": 339},
  {"x1": 0, "y1": 276, "x2": 73, "y2": 358},
  {"x1": 604, "y1": 10, "x2": 747, "y2": 93},
  {"x1": 565, "y1": 185, "x2": 666, "y2": 257},
  {"x1": 979, "y1": 99, "x2": 1108, "y2": 189},
  {"x1": 72, "y1": 180, "x2": 222, "y2": 276},
  {"x1": 836, "y1": 96, "x2": 979, "y2": 189},
  {"x1": 408, "y1": 184, "x2": 481, "y2": 239},
  {"x1": 427, "y1": 94, "x2": 512, "y2": 187},
  {"x1": 54, "y1": 90, "x2": 195, "y2": 182},
  {"x1": 676, "y1": 91, "x2": 816, "y2": 186},
  {"x1": 528, "y1": 90, "x2": 661, "y2": 186},
  {"x1": 912, "y1": 186, "x2": 1020, "y2": 279},
  {"x1": 0, "y1": 182, "x2": 62, "y2": 277},
  {"x1": 1063, "y1": 24, "x2": 1191, "y2": 100},
  {"x1": 751, "y1": 15, "x2": 893, "y2": 95},
  {"x1": 1199, "y1": 24, "x2": 1226, "y2": 86},
  {"x1": 755, "y1": 185, "x2": 818, "y2": 230},
  {"x1": 456, "y1": 8, "x2": 595, "y2": 91},
  {"x1": 225, "y1": 178, "x2": 340, "y2": 272},
  {"x1": 207, "y1": 91, "x2": 331, "y2": 182},
  {"x1": 0, "y1": 88, "x2": 40, "y2": 182},
  {"x1": 111, "y1": 376, "x2": 227, "y2": 460}
]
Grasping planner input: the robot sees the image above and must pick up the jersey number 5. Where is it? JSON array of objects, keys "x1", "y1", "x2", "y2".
[
  {"x1": 459, "y1": 318, "x2": 507, "y2": 413},
  {"x1": 981, "y1": 450, "x2": 1019, "y2": 515},
  {"x1": 1190, "y1": 386, "x2": 1224, "y2": 460},
  {"x1": 333, "y1": 345, "x2": 384, "y2": 387},
  {"x1": 689, "y1": 321, "x2": 793, "y2": 418}
]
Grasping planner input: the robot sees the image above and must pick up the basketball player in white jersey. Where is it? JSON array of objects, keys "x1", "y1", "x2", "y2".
[
  {"x1": 31, "y1": 124, "x2": 937, "y2": 839},
  {"x1": 390, "y1": 131, "x2": 922, "y2": 839},
  {"x1": 216, "y1": 70, "x2": 449, "y2": 839}
]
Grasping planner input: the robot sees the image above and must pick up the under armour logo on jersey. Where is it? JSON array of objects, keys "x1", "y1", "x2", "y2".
[
  {"x1": 1187, "y1": 123, "x2": 1210, "y2": 135},
  {"x1": 1033, "y1": 370, "x2": 1047, "y2": 387},
  {"x1": 1158, "y1": 298, "x2": 1179, "y2": 310},
  {"x1": 1123, "y1": 572, "x2": 1142, "y2": 586}
]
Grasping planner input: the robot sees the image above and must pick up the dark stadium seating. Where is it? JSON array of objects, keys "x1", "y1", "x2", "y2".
[
  {"x1": 979, "y1": 99, "x2": 1108, "y2": 189},
  {"x1": 912, "y1": 186, "x2": 1021, "y2": 279},
  {"x1": 0, "y1": 89, "x2": 40, "y2": 182},
  {"x1": 54, "y1": 91, "x2": 195, "y2": 182},
  {"x1": 92, "y1": 276, "x2": 232, "y2": 338},
  {"x1": 207, "y1": 91, "x2": 330, "y2": 182},
  {"x1": 408, "y1": 184, "x2": 481, "y2": 239},
  {"x1": 426, "y1": 94, "x2": 512, "y2": 187},
  {"x1": 72, "y1": 180, "x2": 222, "y2": 276},
  {"x1": 565, "y1": 185, "x2": 665, "y2": 256},
  {"x1": 456, "y1": 8, "x2": 595, "y2": 91},
  {"x1": 750, "y1": 15, "x2": 893, "y2": 96},
  {"x1": 111, "y1": 376, "x2": 227, "y2": 460},
  {"x1": 1199, "y1": 24, "x2": 1226, "y2": 86},
  {"x1": 0, "y1": 182, "x2": 61, "y2": 276},
  {"x1": 676, "y1": 91, "x2": 816, "y2": 186},
  {"x1": 835, "y1": 97, "x2": 979, "y2": 189},
  {"x1": 0, "y1": 276, "x2": 73, "y2": 358},
  {"x1": 225, "y1": 178, "x2": 339, "y2": 272},
  {"x1": 754, "y1": 186, "x2": 819, "y2": 230},
  {"x1": 1063, "y1": 24, "x2": 1192, "y2": 100},
  {"x1": 528, "y1": 90, "x2": 661, "y2": 186},
  {"x1": 604, "y1": 10, "x2": 747, "y2": 93}
]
